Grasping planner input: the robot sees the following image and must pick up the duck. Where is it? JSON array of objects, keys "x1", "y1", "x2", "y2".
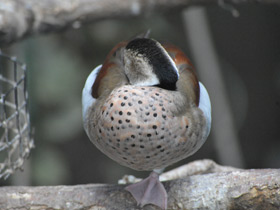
[{"x1": 82, "y1": 32, "x2": 211, "y2": 210}]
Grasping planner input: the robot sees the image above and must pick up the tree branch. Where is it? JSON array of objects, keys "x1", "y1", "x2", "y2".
[
  {"x1": 1, "y1": 160, "x2": 279, "y2": 209},
  {"x1": 0, "y1": 0, "x2": 279, "y2": 46}
]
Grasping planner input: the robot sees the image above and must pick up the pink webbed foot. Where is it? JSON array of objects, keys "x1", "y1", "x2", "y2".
[{"x1": 125, "y1": 171, "x2": 167, "y2": 210}]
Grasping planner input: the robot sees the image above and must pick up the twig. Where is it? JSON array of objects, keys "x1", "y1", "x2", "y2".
[
  {"x1": 1, "y1": 160, "x2": 279, "y2": 210},
  {"x1": 0, "y1": 0, "x2": 280, "y2": 46}
]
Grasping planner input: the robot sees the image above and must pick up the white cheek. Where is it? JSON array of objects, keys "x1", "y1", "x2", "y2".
[
  {"x1": 124, "y1": 52, "x2": 160, "y2": 87},
  {"x1": 198, "y1": 82, "x2": 211, "y2": 135},
  {"x1": 82, "y1": 65, "x2": 102, "y2": 120},
  {"x1": 134, "y1": 72, "x2": 159, "y2": 87}
]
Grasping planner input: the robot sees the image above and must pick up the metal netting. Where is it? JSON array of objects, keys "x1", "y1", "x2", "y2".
[{"x1": 0, "y1": 50, "x2": 34, "y2": 179}]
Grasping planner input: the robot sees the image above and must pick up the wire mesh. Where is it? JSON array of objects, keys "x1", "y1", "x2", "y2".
[{"x1": 0, "y1": 50, "x2": 34, "y2": 179}]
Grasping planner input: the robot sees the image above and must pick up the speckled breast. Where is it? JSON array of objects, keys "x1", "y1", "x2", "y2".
[{"x1": 93, "y1": 85, "x2": 205, "y2": 171}]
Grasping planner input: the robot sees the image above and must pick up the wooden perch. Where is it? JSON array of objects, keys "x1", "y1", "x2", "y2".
[
  {"x1": 0, "y1": 0, "x2": 280, "y2": 46},
  {"x1": 1, "y1": 160, "x2": 279, "y2": 209}
]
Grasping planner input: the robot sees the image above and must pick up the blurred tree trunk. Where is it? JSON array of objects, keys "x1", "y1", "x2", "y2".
[
  {"x1": 183, "y1": 7, "x2": 245, "y2": 168},
  {"x1": 1, "y1": 160, "x2": 279, "y2": 210},
  {"x1": 0, "y1": 0, "x2": 279, "y2": 46}
]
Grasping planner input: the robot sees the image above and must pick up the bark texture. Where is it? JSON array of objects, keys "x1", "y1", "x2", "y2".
[
  {"x1": 0, "y1": 0, "x2": 280, "y2": 46},
  {"x1": 1, "y1": 160, "x2": 279, "y2": 210}
]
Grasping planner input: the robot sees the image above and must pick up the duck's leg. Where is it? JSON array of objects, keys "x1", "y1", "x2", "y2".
[{"x1": 125, "y1": 171, "x2": 167, "y2": 210}]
